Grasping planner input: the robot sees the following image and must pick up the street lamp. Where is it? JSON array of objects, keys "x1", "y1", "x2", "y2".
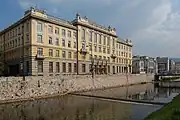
[{"x1": 86, "y1": 45, "x2": 94, "y2": 78}]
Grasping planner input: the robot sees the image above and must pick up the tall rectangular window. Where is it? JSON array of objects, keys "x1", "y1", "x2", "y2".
[
  {"x1": 89, "y1": 31, "x2": 92, "y2": 42},
  {"x1": 49, "y1": 62, "x2": 53, "y2": 73},
  {"x1": 48, "y1": 25, "x2": 53, "y2": 34},
  {"x1": 55, "y1": 38, "x2": 59, "y2": 45},
  {"x1": 82, "y1": 64, "x2": 86, "y2": 73},
  {"x1": 56, "y1": 62, "x2": 60, "y2": 73},
  {"x1": 104, "y1": 36, "x2": 106, "y2": 45},
  {"x1": 82, "y1": 29, "x2": 85, "y2": 40},
  {"x1": 73, "y1": 31, "x2": 76, "y2": 39},
  {"x1": 62, "y1": 62, "x2": 66, "y2": 72},
  {"x1": 55, "y1": 27, "x2": 59, "y2": 34},
  {"x1": 107, "y1": 37, "x2": 110, "y2": 46},
  {"x1": 68, "y1": 30, "x2": 71, "y2": 38},
  {"x1": 62, "y1": 39, "x2": 65, "y2": 47},
  {"x1": 49, "y1": 49, "x2": 53, "y2": 56},
  {"x1": 26, "y1": 34, "x2": 29, "y2": 43},
  {"x1": 68, "y1": 41, "x2": 71, "y2": 48},
  {"x1": 99, "y1": 35, "x2": 101, "y2": 44},
  {"x1": 68, "y1": 63, "x2": 72, "y2": 73},
  {"x1": 49, "y1": 37, "x2": 53, "y2": 44},
  {"x1": 103, "y1": 47, "x2": 106, "y2": 53},
  {"x1": 99, "y1": 46, "x2": 102, "y2": 52},
  {"x1": 74, "y1": 41, "x2": 77, "y2": 48},
  {"x1": 56, "y1": 50, "x2": 59, "y2": 57},
  {"x1": 37, "y1": 23, "x2": 43, "y2": 32},
  {"x1": 94, "y1": 45, "x2": 97, "y2": 52},
  {"x1": 62, "y1": 29, "x2": 66, "y2": 37},
  {"x1": 74, "y1": 52, "x2": 77, "y2": 59},
  {"x1": 94, "y1": 33, "x2": 97, "y2": 43},
  {"x1": 62, "y1": 51, "x2": 66, "y2": 58},
  {"x1": 38, "y1": 61, "x2": 43, "y2": 73},
  {"x1": 68, "y1": 52, "x2": 72, "y2": 58},
  {"x1": 37, "y1": 48, "x2": 43, "y2": 55},
  {"x1": 37, "y1": 34, "x2": 43, "y2": 43}
]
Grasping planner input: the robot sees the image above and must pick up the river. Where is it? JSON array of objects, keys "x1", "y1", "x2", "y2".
[{"x1": 0, "y1": 83, "x2": 179, "y2": 120}]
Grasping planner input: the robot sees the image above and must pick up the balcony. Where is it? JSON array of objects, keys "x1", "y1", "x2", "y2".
[
  {"x1": 36, "y1": 54, "x2": 45, "y2": 60},
  {"x1": 111, "y1": 54, "x2": 117, "y2": 58},
  {"x1": 80, "y1": 48, "x2": 88, "y2": 54}
]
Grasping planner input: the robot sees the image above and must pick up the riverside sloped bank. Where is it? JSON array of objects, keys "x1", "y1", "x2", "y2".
[{"x1": 0, "y1": 74, "x2": 153, "y2": 103}]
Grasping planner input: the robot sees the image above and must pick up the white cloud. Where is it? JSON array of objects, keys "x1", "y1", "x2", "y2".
[{"x1": 18, "y1": 0, "x2": 180, "y2": 57}]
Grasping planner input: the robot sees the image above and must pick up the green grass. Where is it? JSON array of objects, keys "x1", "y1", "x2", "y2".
[
  {"x1": 145, "y1": 95, "x2": 180, "y2": 120},
  {"x1": 161, "y1": 77, "x2": 180, "y2": 81}
]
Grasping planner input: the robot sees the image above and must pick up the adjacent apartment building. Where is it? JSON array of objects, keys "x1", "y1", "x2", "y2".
[
  {"x1": 0, "y1": 7, "x2": 132, "y2": 76},
  {"x1": 132, "y1": 56, "x2": 156, "y2": 74}
]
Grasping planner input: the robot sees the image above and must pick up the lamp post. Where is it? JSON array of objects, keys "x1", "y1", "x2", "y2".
[{"x1": 86, "y1": 45, "x2": 94, "y2": 78}]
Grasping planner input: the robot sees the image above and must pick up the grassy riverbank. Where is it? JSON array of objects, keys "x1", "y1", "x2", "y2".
[
  {"x1": 161, "y1": 76, "x2": 180, "y2": 81},
  {"x1": 145, "y1": 95, "x2": 180, "y2": 120}
]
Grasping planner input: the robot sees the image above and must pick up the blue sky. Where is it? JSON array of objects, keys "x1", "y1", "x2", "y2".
[{"x1": 1, "y1": 0, "x2": 180, "y2": 57}]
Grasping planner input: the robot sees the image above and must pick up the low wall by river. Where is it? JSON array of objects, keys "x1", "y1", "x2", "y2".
[{"x1": 0, "y1": 74, "x2": 153, "y2": 103}]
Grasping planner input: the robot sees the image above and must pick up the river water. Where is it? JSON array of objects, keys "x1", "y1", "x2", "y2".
[{"x1": 0, "y1": 83, "x2": 179, "y2": 120}]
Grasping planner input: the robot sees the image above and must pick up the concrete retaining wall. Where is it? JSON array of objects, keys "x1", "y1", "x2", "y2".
[{"x1": 0, "y1": 74, "x2": 153, "y2": 103}]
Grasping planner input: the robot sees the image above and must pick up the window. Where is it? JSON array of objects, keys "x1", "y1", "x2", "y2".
[
  {"x1": 38, "y1": 61, "x2": 43, "y2": 73},
  {"x1": 56, "y1": 50, "x2": 59, "y2": 57},
  {"x1": 74, "y1": 63, "x2": 77, "y2": 72},
  {"x1": 26, "y1": 22, "x2": 29, "y2": 32},
  {"x1": 89, "y1": 55, "x2": 92, "y2": 60},
  {"x1": 49, "y1": 37, "x2": 53, "y2": 44},
  {"x1": 55, "y1": 27, "x2": 59, "y2": 34},
  {"x1": 82, "y1": 29, "x2": 85, "y2": 40},
  {"x1": 62, "y1": 51, "x2": 66, "y2": 58},
  {"x1": 94, "y1": 33, "x2": 97, "y2": 43},
  {"x1": 82, "y1": 64, "x2": 86, "y2": 73},
  {"x1": 108, "y1": 57, "x2": 110, "y2": 62},
  {"x1": 103, "y1": 56, "x2": 106, "y2": 60},
  {"x1": 68, "y1": 52, "x2": 72, "y2": 58},
  {"x1": 74, "y1": 52, "x2": 77, "y2": 59},
  {"x1": 89, "y1": 44, "x2": 92, "y2": 51},
  {"x1": 68, "y1": 41, "x2": 71, "y2": 48},
  {"x1": 73, "y1": 32, "x2": 76, "y2": 39},
  {"x1": 62, "y1": 29, "x2": 66, "y2": 37},
  {"x1": 26, "y1": 34, "x2": 29, "y2": 43},
  {"x1": 68, "y1": 30, "x2": 71, "y2": 38},
  {"x1": 89, "y1": 31, "x2": 92, "y2": 42},
  {"x1": 99, "y1": 56, "x2": 102, "y2": 59},
  {"x1": 68, "y1": 63, "x2": 72, "y2": 72},
  {"x1": 37, "y1": 48, "x2": 43, "y2": 55},
  {"x1": 48, "y1": 25, "x2": 53, "y2": 33},
  {"x1": 62, "y1": 39, "x2": 65, "y2": 47},
  {"x1": 103, "y1": 47, "x2": 106, "y2": 53},
  {"x1": 94, "y1": 45, "x2": 97, "y2": 52},
  {"x1": 37, "y1": 23, "x2": 43, "y2": 32},
  {"x1": 74, "y1": 41, "x2": 77, "y2": 48},
  {"x1": 56, "y1": 62, "x2": 60, "y2": 73},
  {"x1": 15, "y1": 39, "x2": 17, "y2": 47},
  {"x1": 107, "y1": 37, "x2": 110, "y2": 45},
  {"x1": 113, "y1": 58, "x2": 115, "y2": 62},
  {"x1": 99, "y1": 35, "x2": 101, "y2": 44},
  {"x1": 37, "y1": 34, "x2": 43, "y2": 43},
  {"x1": 62, "y1": 62, "x2": 66, "y2": 72},
  {"x1": 49, "y1": 49, "x2": 53, "y2": 56},
  {"x1": 55, "y1": 38, "x2": 59, "y2": 45},
  {"x1": 116, "y1": 44, "x2": 118, "y2": 49},
  {"x1": 49, "y1": 62, "x2": 53, "y2": 73},
  {"x1": 99, "y1": 46, "x2": 102, "y2": 52},
  {"x1": 94, "y1": 55, "x2": 97, "y2": 59}
]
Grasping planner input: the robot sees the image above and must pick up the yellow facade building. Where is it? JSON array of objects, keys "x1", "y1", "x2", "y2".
[{"x1": 0, "y1": 8, "x2": 132, "y2": 76}]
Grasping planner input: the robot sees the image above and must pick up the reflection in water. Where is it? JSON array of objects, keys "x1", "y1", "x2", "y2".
[
  {"x1": 81, "y1": 83, "x2": 180, "y2": 104},
  {"x1": 0, "y1": 95, "x2": 159, "y2": 120},
  {"x1": 0, "y1": 83, "x2": 178, "y2": 120}
]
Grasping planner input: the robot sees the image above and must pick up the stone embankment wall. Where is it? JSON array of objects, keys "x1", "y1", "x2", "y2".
[{"x1": 0, "y1": 74, "x2": 153, "y2": 103}]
